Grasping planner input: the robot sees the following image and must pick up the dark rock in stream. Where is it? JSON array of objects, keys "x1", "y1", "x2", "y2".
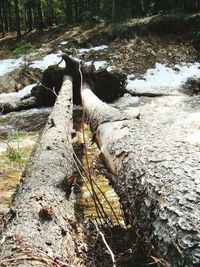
[{"x1": 185, "y1": 77, "x2": 200, "y2": 94}]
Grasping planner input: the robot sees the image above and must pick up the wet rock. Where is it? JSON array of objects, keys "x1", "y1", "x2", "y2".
[
  {"x1": 185, "y1": 77, "x2": 200, "y2": 94},
  {"x1": 84, "y1": 70, "x2": 127, "y2": 103},
  {"x1": 0, "y1": 70, "x2": 22, "y2": 93}
]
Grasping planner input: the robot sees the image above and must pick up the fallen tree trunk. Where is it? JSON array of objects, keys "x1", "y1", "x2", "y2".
[
  {"x1": 81, "y1": 83, "x2": 200, "y2": 267},
  {"x1": 0, "y1": 76, "x2": 78, "y2": 267},
  {"x1": 0, "y1": 96, "x2": 38, "y2": 114}
]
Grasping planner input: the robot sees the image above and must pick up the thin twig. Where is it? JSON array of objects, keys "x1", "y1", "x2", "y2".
[
  {"x1": 91, "y1": 220, "x2": 116, "y2": 267},
  {"x1": 73, "y1": 149, "x2": 122, "y2": 225}
]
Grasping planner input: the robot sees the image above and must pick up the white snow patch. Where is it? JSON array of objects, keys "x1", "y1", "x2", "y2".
[
  {"x1": 29, "y1": 53, "x2": 81, "y2": 71},
  {"x1": 127, "y1": 62, "x2": 200, "y2": 94},
  {"x1": 0, "y1": 84, "x2": 36, "y2": 100},
  {"x1": 0, "y1": 53, "x2": 38, "y2": 76},
  {"x1": 0, "y1": 57, "x2": 24, "y2": 76},
  {"x1": 60, "y1": 40, "x2": 69, "y2": 45},
  {"x1": 113, "y1": 94, "x2": 140, "y2": 108},
  {"x1": 85, "y1": 60, "x2": 107, "y2": 70},
  {"x1": 114, "y1": 62, "x2": 200, "y2": 145},
  {"x1": 29, "y1": 52, "x2": 65, "y2": 70},
  {"x1": 78, "y1": 45, "x2": 108, "y2": 54}
]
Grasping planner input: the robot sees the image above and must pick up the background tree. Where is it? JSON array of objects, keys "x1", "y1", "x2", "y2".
[
  {"x1": 66, "y1": 0, "x2": 73, "y2": 24},
  {"x1": 1, "y1": 0, "x2": 200, "y2": 38},
  {"x1": 15, "y1": 0, "x2": 21, "y2": 38}
]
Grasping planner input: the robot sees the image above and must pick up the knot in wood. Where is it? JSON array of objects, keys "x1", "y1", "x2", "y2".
[{"x1": 39, "y1": 206, "x2": 53, "y2": 221}]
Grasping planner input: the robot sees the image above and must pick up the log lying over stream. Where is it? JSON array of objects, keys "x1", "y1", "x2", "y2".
[
  {"x1": 81, "y1": 83, "x2": 200, "y2": 267},
  {"x1": 0, "y1": 76, "x2": 78, "y2": 267}
]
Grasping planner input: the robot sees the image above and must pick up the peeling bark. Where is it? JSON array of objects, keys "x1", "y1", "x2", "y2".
[
  {"x1": 0, "y1": 76, "x2": 78, "y2": 267},
  {"x1": 81, "y1": 83, "x2": 200, "y2": 267}
]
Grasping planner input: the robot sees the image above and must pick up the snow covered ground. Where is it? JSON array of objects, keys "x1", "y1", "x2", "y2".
[
  {"x1": 0, "y1": 84, "x2": 37, "y2": 112},
  {"x1": 0, "y1": 53, "x2": 38, "y2": 77},
  {"x1": 0, "y1": 57, "x2": 24, "y2": 76},
  {"x1": 84, "y1": 60, "x2": 107, "y2": 70},
  {"x1": 126, "y1": 62, "x2": 200, "y2": 94},
  {"x1": 0, "y1": 84, "x2": 36, "y2": 100},
  {"x1": 77, "y1": 45, "x2": 108, "y2": 54}
]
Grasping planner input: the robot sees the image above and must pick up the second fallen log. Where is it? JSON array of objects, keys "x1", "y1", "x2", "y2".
[{"x1": 81, "y1": 83, "x2": 200, "y2": 267}]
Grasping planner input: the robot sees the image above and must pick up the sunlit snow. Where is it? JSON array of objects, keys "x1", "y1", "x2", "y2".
[
  {"x1": 29, "y1": 53, "x2": 65, "y2": 70},
  {"x1": 78, "y1": 45, "x2": 108, "y2": 54},
  {"x1": 114, "y1": 62, "x2": 200, "y2": 145},
  {"x1": 0, "y1": 57, "x2": 24, "y2": 76},
  {"x1": 0, "y1": 84, "x2": 36, "y2": 100},
  {"x1": 0, "y1": 53, "x2": 38, "y2": 76},
  {"x1": 85, "y1": 60, "x2": 107, "y2": 70},
  {"x1": 127, "y1": 62, "x2": 200, "y2": 94},
  {"x1": 60, "y1": 40, "x2": 69, "y2": 45}
]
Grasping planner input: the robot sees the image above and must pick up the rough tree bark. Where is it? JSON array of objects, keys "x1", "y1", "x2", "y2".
[
  {"x1": 0, "y1": 76, "x2": 78, "y2": 267},
  {"x1": 81, "y1": 83, "x2": 200, "y2": 267}
]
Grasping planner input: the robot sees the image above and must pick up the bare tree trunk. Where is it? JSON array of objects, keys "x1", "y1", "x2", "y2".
[
  {"x1": 81, "y1": 83, "x2": 200, "y2": 267},
  {"x1": 112, "y1": 0, "x2": 116, "y2": 23},
  {"x1": 139, "y1": 0, "x2": 145, "y2": 12},
  {"x1": 15, "y1": 0, "x2": 21, "y2": 38},
  {"x1": 0, "y1": 2, "x2": 5, "y2": 37},
  {"x1": 0, "y1": 76, "x2": 78, "y2": 267},
  {"x1": 78, "y1": 0, "x2": 84, "y2": 22},
  {"x1": 26, "y1": 0, "x2": 33, "y2": 32},
  {"x1": 65, "y1": 0, "x2": 73, "y2": 24},
  {"x1": 37, "y1": 0, "x2": 45, "y2": 28},
  {"x1": 2, "y1": 0, "x2": 8, "y2": 32}
]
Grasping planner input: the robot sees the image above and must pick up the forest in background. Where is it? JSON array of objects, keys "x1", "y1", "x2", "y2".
[{"x1": 1, "y1": 0, "x2": 200, "y2": 39}]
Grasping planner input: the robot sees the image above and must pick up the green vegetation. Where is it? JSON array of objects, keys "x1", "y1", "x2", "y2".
[
  {"x1": 6, "y1": 130, "x2": 27, "y2": 165},
  {"x1": 12, "y1": 40, "x2": 35, "y2": 57},
  {"x1": 10, "y1": 130, "x2": 27, "y2": 140}
]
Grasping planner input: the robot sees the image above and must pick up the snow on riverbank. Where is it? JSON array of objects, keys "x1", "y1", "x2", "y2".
[
  {"x1": 0, "y1": 57, "x2": 24, "y2": 76},
  {"x1": 114, "y1": 62, "x2": 200, "y2": 145},
  {"x1": 29, "y1": 52, "x2": 65, "y2": 70},
  {"x1": 0, "y1": 44, "x2": 109, "y2": 76},
  {"x1": 126, "y1": 62, "x2": 200, "y2": 94},
  {"x1": 0, "y1": 53, "x2": 38, "y2": 77},
  {"x1": 0, "y1": 84, "x2": 37, "y2": 100},
  {"x1": 78, "y1": 45, "x2": 108, "y2": 54},
  {"x1": 85, "y1": 60, "x2": 107, "y2": 70}
]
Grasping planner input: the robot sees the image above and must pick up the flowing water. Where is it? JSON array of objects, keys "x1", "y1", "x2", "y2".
[{"x1": 114, "y1": 62, "x2": 200, "y2": 145}]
